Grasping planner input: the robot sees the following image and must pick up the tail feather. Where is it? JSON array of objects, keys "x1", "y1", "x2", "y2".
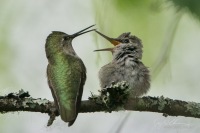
[
  {"x1": 68, "y1": 118, "x2": 76, "y2": 127},
  {"x1": 59, "y1": 101, "x2": 77, "y2": 123}
]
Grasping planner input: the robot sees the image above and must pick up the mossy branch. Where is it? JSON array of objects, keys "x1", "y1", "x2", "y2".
[{"x1": 0, "y1": 86, "x2": 200, "y2": 126}]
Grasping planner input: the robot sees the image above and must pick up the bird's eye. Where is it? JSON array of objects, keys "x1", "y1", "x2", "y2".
[
  {"x1": 123, "y1": 39, "x2": 129, "y2": 43},
  {"x1": 62, "y1": 36, "x2": 69, "y2": 41},
  {"x1": 62, "y1": 37, "x2": 66, "y2": 41}
]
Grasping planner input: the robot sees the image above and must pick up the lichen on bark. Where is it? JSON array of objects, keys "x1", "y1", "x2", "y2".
[{"x1": 89, "y1": 81, "x2": 130, "y2": 111}]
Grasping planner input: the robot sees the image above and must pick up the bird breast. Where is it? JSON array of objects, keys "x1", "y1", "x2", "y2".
[{"x1": 124, "y1": 57, "x2": 137, "y2": 66}]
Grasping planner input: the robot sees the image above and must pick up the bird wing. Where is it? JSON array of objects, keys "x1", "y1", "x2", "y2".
[
  {"x1": 99, "y1": 63, "x2": 121, "y2": 88},
  {"x1": 47, "y1": 64, "x2": 59, "y2": 110},
  {"x1": 68, "y1": 59, "x2": 86, "y2": 126}
]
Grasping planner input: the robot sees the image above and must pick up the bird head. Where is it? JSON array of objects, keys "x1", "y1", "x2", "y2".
[
  {"x1": 45, "y1": 25, "x2": 95, "y2": 59},
  {"x1": 94, "y1": 31, "x2": 143, "y2": 61}
]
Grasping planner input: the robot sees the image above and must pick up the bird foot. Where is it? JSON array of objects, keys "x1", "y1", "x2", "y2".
[{"x1": 47, "y1": 106, "x2": 59, "y2": 126}]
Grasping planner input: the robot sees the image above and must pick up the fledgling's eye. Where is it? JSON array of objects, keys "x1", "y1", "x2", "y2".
[{"x1": 123, "y1": 39, "x2": 129, "y2": 43}]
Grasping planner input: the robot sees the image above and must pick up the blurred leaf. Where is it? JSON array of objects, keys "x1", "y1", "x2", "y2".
[
  {"x1": 168, "y1": 0, "x2": 200, "y2": 20},
  {"x1": 114, "y1": 0, "x2": 150, "y2": 10}
]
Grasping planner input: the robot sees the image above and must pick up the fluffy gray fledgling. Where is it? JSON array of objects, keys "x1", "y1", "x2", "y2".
[{"x1": 95, "y1": 31, "x2": 150, "y2": 97}]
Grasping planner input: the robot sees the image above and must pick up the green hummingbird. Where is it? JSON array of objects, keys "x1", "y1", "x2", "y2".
[{"x1": 45, "y1": 25, "x2": 95, "y2": 126}]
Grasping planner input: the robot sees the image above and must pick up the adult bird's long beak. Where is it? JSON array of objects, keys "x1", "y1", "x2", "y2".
[
  {"x1": 71, "y1": 24, "x2": 96, "y2": 38},
  {"x1": 95, "y1": 30, "x2": 121, "y2": 46},
  {"x1": 94, "y1": 47, "x2": 114, "y2": 52}
]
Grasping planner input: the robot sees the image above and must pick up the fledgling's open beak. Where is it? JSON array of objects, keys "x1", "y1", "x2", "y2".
[
  {"x1": 95, "y1": 30, "x2": 121, "y2": 46},
  {"x1": 71, "y1": 24, "x2": 96, "y2": 38}
]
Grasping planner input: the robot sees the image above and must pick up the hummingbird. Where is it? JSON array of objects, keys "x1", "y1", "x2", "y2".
[
  {"x1": 95, "y1": 31, "x2": 150, "y2": 97},
  {"x1": 45, "y1": 25, "x2": 95, "y2": 126}
]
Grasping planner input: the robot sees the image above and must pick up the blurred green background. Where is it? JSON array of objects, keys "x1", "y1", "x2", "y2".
[{"x1": 0, "y1": 0, "x2": 200, "y2": 133}]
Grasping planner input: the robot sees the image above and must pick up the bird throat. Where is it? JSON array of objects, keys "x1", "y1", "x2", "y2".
[
  {"x1": 63, "y1": 43, "x2": 78, "y2": 57},
  {"x1": 113, "y1": 50, "x2": 139, "y2": 67}
]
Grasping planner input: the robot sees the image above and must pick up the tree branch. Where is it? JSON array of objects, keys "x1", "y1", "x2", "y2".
[{"x1": 0, "y1": 89, "x2": 200, "y2": 126}]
